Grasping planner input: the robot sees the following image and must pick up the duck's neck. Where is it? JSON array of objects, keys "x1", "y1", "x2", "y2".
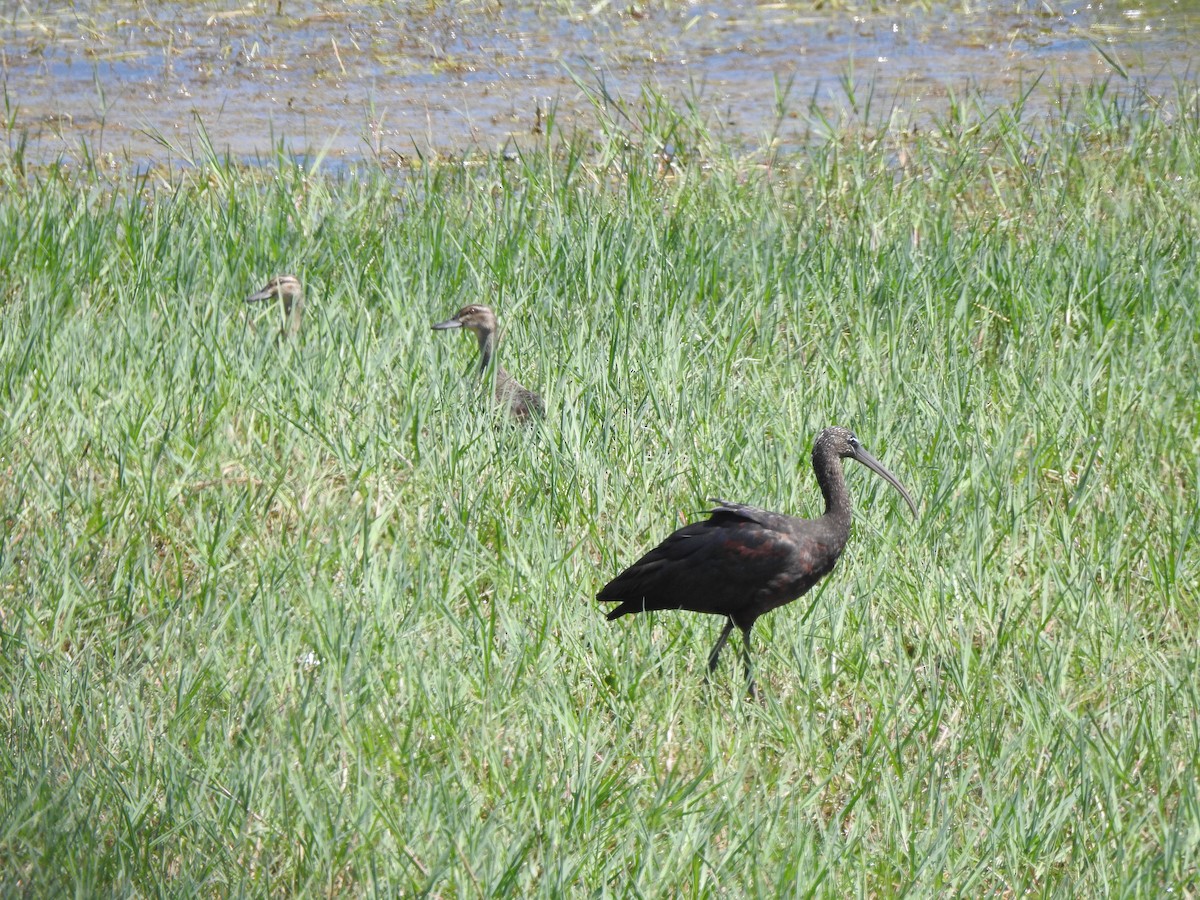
[{"x1": 475, "y1": 329, "x2": 495, "y2": 373}]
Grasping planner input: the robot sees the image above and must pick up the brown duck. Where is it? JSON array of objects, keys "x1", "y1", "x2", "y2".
[
  {"x1": 246, "y1": 275, "x2": 304, "y2": 338},
  {"x1": 432, "y1": 304, "x2": 544, "y2": 421}
]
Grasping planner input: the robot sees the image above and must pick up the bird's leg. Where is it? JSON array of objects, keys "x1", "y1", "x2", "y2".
[
  {"x1": 706, "y1": 619, "x2": 735, "y2": 676},
  {"x1": 740, "y1": 625, "x2": 757, "y2": 699}
]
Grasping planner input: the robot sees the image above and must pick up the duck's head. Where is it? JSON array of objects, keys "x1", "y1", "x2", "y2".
[{"x1": 431, "y1": 305, "x2": 498, "y2": 335}]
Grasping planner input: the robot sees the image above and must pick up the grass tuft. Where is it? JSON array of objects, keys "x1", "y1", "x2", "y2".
[{"x1": 1, "y1": 79, "x2": 1199, "y2": 894}]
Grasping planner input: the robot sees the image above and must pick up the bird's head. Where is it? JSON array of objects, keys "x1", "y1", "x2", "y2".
[
  {"x1": 431, "y1": 304, "x2": 498, "y2": 335},
  {"x1": 817, "y1": 426, "x2": 919, "y2": 517},
  {"x1": 246, "y1": 275, "x2": 303, "y2": 305}
]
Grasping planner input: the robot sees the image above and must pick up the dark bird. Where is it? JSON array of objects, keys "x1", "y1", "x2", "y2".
[
  {"x1": 246, "y1": 274, "x2": 304, "y2": 339},
  {"x1": 598, "y1": 426, "x2": 918, "y2": 697},
  {"x1": 432, "y1": 304, "x2": 544, "y2": 421}
]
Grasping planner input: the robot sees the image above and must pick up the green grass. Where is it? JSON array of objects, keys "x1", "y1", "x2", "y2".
[{"x1": 1, "y1": 80, "x2": 1199, "y2": 895}]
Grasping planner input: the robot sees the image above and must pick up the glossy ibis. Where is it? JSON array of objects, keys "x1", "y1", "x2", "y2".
[
  {"x1": 246, "y1": 274, "x2": 304, "y2": 338},
  {"x1": 432, "y1": 304, "x2": 544, "y2": 421},
  {"x1": 598, "y1": 426, "x2": 917, "y2": 696}
]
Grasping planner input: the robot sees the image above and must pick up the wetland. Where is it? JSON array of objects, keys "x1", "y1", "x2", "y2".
[{"x1": 3, "y1": 0, "x2": 1200, "y2": 166}]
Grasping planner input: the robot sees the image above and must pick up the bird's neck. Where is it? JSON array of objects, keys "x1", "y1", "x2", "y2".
[
  {"x1": 475, "y1": 330, "x2": 495, "y2": 373},
  {"x1": 814, "y1": 449, "x2": 853, "y2": 530}
]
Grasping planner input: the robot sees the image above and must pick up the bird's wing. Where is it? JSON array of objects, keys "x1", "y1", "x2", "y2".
[
  {"x1": 597, "y1": 510, "x2": 810, "y2": 618},
  {"x1": 704, "y1": 498, "x2": 786, "y2": 529}
]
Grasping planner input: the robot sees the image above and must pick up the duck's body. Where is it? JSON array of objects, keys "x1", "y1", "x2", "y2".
[
  {"x1": 432, "y1": 305, "x2": 543, "y2": 421},
  {"x1": 598, "y1": 427, "x2": 918, "y2": 695}
]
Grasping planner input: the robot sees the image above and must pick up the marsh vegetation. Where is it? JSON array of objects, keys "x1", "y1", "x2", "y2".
[{"x1": 1, "y1": 80, "x2": 1199, "y2": 893}]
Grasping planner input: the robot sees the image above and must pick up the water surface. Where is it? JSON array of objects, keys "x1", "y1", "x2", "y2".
[{"x1": 2, "y1": 1, "x2": 1197, "y2": 166}]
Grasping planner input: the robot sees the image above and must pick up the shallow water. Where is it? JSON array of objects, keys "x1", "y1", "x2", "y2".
[{"x1": 2, "y1": 1, "x2": 1198, "y2": 167}]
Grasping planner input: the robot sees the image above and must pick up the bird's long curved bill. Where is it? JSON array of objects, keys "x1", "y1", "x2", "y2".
[
  {"x1": 245, "y1": 289, "x2": 274, "y2": 304},
  {"x1": 852, "y1": 445, "x2": 919, "y2": 517},
  {"x1": 431, "y1": 317, "x2": 463, "y2": 330}
]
